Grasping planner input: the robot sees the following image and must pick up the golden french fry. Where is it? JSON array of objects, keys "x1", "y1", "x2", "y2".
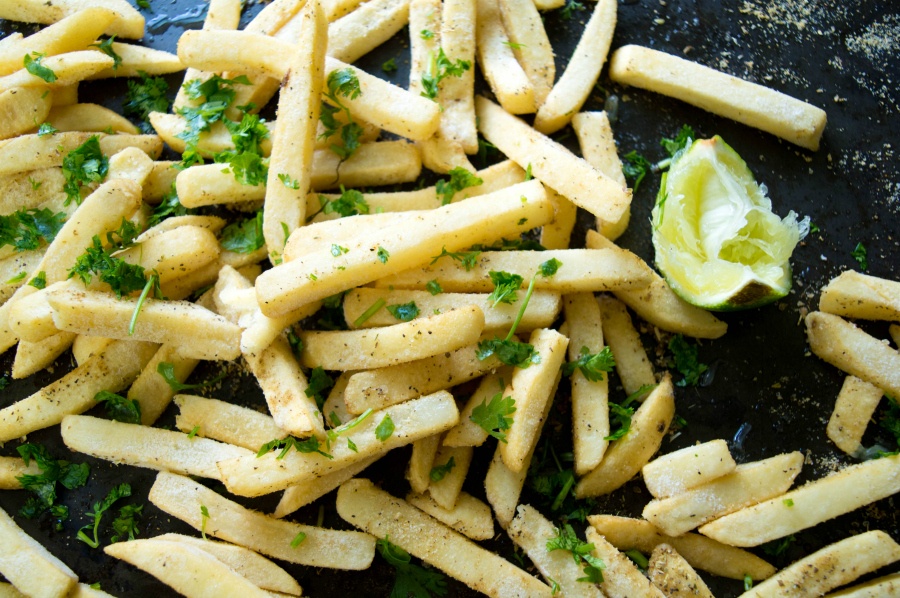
[
  {"x1": 741, "y1": 531, "x2": 900, "y2": 598},
  {"x1": 149, "y1": 472, "x2": 376, "y2": 569},
  {"x1": 575, "y1": 375, "x2": 674, "y2": 498},
  {"x1": 474, "y1": 0, "x2": 534, "y2": 114},
  {"x1": 407, "y1": 491, "x2": 494, "y2": 541},
  {"x1": 698, "y1": 454, "x2": 900, "y2": 547},
  {"x1": 534, "y1": 0, "x2": 616, "y2": 134},
  {"x1": 175, "y1": 394, "x2": 287, "y2": 451},
  {"x1": 585, "y1": 527, "x2": 666, "y2": 598},
  {"x1": 0, "y1": 133, "x2": 160, "y2": 177},
  {"x1": 44, "y1": 103, "x2": 139, "y2": 133},
  {"x1": 327, "y1": 0, "x2": 410, "y2": 64},
  {"x1": 496, "y1": 0, "x2": 553, "y2": 106},
  {"x1": 274, "y1": 455, "x2": 380, "y2": 518},
  {"x1": 407, "y1": 434, "x2": 441, "y2": 495},
  {"x1": 587, "y1": 515, "x2": 776, "y2": 581},
  {"x1": 507, "y1": 504, "x2": 604, "y2": 598},
  {"x1": 129, "y1": 344, "x2": 199, "y2": 425},
  {"x1": 642, "y1": 439, "x2": 736, "y2": 499},
  {"x1": 0, "y1": 506, "x2": 78, "y2": 598},
  {"x1": 435, "y1": 0, "x2": 477, "y2": 153},
  {"x1": 819, "y1": 270, "x2": 900, "y2": 321},
  {"x1": 806, "y1": 311, "x2": 900, "y2": 400},
  {"x1": 596, "y1": 294, "x2": 656, "y2": 396},
  {"x1": 609, "y1": 44, "x2": 827, "y2": 150},
  {"x1": 0, "y1": 456, "x2": 38, "y2": 489},
  {"x1": 827, "y1": 375, "x2": 884, "y2": 455},
  {"x1": 477, "y1": 95, "x2": 630, "y2": 224},
  {"x1": 428, "y1": 444, "x2": 473, "y2": 510},
  {"x1": 572, "y1": 112, "x2": 630, "y2": 240},
  {"x1": 87, "y1": 42, "x2": 183, "y2": 79},
  {"x1": 443, "y1": 368, "x2": 511, "y2": 447},
  {"x1": 587, "y1": 231, "x2": 728, "y2": 339},
  {"x1": 648, "y1": 544, "x2": 715, "y2": 598},
  {"x1": 336, "y1": 478, "x2": 553, "y2": 596},
  {"x1": 824, "y1": 572, "x2": 900, "y2": 597},
  {"x1": 539, "y1": 188, "x2": 578, "y2": 250},
  {"x1": 643, "y1": 452, "x2": 804, "y2": 537},
  {"x1": 0, "y1": 87, "x2": 52, "y2": 140},
  {"x1": 0, "y1": 51, "x2": 114, "y2": 93},
  {"x1": 0, "y1": 0, "x2": 145, "y2": 39}
]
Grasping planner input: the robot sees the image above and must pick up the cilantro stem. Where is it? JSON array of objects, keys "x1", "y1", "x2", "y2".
[
  {"x1": 505, "y1": 274, "x2": 537, "y2": 341},
  {"x1": 353, "y1": 298, "x2": 386, "y2": 327},
  {"x1": 128, "y1": 274, "x2": 157, "y2": 336}
]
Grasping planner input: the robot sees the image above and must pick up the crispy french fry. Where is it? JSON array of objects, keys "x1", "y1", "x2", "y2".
[
  {"x1": 428, "y1": 444, "x2": 473, "y2": 509},
  {"x1": 0, "y1": 506, "x2": 78, "y2": 598},
  {"x1": 0, "y1": 0, "x2": 145, "y2": 39},
  {"x1": 507, "y1": 504, "x2": 604, "y2": 598},
  {"x1": 61, "y1": 415, "x2": 254, "y2": 480},
  {"x1": 587, "y1": 515, "x2": 776, "y2": 580},
  {"x1": 609, "y1": 44, "x2": 827, "y2": 150},
  {"x1": 336, "y1": 478, "x2": 553, "y2": 597},
  {"x1": 327, "y1": 0, "x2": 410, "y2": 63},
  {"x1": 648, "y1": 544, "x2": 715, "y2": 598},
  {"x1": 477, "y1": 95, "x2": 630, "y2": 224},
  {"x1": 827, "y1": 375, "x2": 883, "y2": 455},
  {"x1": 175, "y1": 394, "x2": 287, "y2": 451},
  {"x1": 407, "y1": 434, "x2": 441, "y2": 495},
  {"x1": 0, "y1": 133, "x2": 160, "y2": 177},
  {"x1": 436, "y1": 0, "x2": 477, "y2": 153},
  {"x1": 819, "y1": 270, "x2": 900, "y2": 321},
  {"x1": 263, "y1": 0, "x2": 327, "y2": 260},
  {"x1": 407, "y1": 491, "x2": 494, "y2": 541},
  {"x1": 585, "y1": 527, "x2": 666, "y2": 598},
  {"x1": 129, "y1": 344, "x2": 199, "y2": 425},
  {"x1": 217, "y1": 391, "x2": 459, "y2": 496},
  {"x1": 643, "y1": 452, "x2": 804, "y2": 537},
  {"x1": 587, "y1": 231, "x2": 727, "y2": 339},
  {"x1": 572, "y1": 112, "x2": 630, "y2": 240},
  {"x1": 740, "y1": 530, "x2": 900, "y2": 598},
  {"x1": 0, "y1": 87, "x2": 52, "y2": 139},
  {"x1": 539, "y1": 188, "x2": 578, "y2": 250},
  {"x1": 806, "y1": 311, "x2": 900, "y2": 400},
  {"x1": 575, "y1": 375, "x2": 674, "y2": 498},
  {"x1": 149, "y1": 472, "x2": 376, "y2": 568},
  {"x1": 0, "y1": 51, "x2": 114, "y2": 93},
  {"x1": 257, "y1": 180, "x2": 551, "y2": 317},
  {"x1": 443, "y1": 368, "x2": 512, "y2": 447},
  {"x1": 642, "y1": 439, "x2": 736, "y2": 499},
  {"x1": 0, "y1": 339, "x2": 156, "y2": 442},
  {"x1": 150, "y1": 533, "x2": 303, "y2": 596},
  {"x1": 274, "y1": 455, "x2": 380, "y2": 518},
  {"x1": 44, "y1": 103, "x2": 139, "y2": 134},
  {"x1": 0, "y1": 456, "x2": 38, "y2": 489},
  {"x1": 474, "y1": 0, "x2": 534, "y2": 114},
  {"x1": 71, "y1": 334, "x2": 113, "y2": 365},
  {"x1": 824, "y1": 572, "x2": 900, "y2": 597},
  {"x1": 87, "y1": 42, "x2": 183, "y2": 79},
  {"x1": 496, "y1": 0, "x2": 553, "y2": 106},
  {"x1": 533, "y1": 0, "x2": 616, "y2": 134},
  {"x1": 698, "y1": 454, "x2": 900, "y2": 547}
]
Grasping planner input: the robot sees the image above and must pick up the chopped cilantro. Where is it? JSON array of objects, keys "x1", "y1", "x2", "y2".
[
  {"x1": 420, "y1": 48, "x2": 471, "y2": 101},
  {"x1": 354, "y1": 298, "x2": 386, "y2": 327},
  {"x1": 624, "y1": 549, "x2": 649, "y2": 570},
  {"x1": 605, "y1": 384, "x2": 653, "y2": 441},
  {"x1": 435, "y1": 167, "x2": 483, "y2": 205},
  {"x1": 377, "y1": 246, "x2": 390, "y2": 264},
  {"x1": 562, "y1": 346, "x2": 615, "y2": 382},
  {"x1": 560, "y1": 0, "x2": 586, "y2": 19},
  {"x1": 503, "y1": 40, "x2": 525, "y2": 50},
  {"x1": 539, "y1": 258, "x2": 562, "y2": 277},
  {"x1": 94, "y1": 390, "x2": 141, "y2": 424},
  {"x1": 91, "y1": 37, "x2": 122, "y2": 69},
  {"x1": 331, "y1": 244, "x2": 349, "y2": 257},
  {"x1": 110, "y1": 503, "x2": 142, "y2": 542},
  {"x1": 546, "y1": 523, "x2": 605, "y2": 583},
  {"x1": 386, "y1": 301, "x2": 419, "y2": 322},
  {"x1": 156, "y1": 361, "x2": 225, "y2": 392},
  {"x1": 375, "y1": 413, "x2": 395, "y2": 441},
  {"x1": 320, "y1": 69, "x2": 363, "y2": 161},
  {"x1": 851, "y1": 242, "x2": 868, "y2": 271},
  {"x1": 470, "y1": 392, "x2": 516, "y2": 442},
  {"x1": 24, "y1": 52, "x2": 57, "y2": 82},
  {"x1": 148, "y1": 184, "x2": 192, "y2": 227},
  {"x1": 187, "y1": 426, "x2": 200, "y2": 439},
  {"x1": 622, "y1": 150, "x2": 651, "y2": 192},
  {"x1": 176, "y1": 75, "x2": 251, "y2": 165},
  {"x1": 744, "y1": 575, "x2": 753, "y2": 591},
  {"x1": 220, "y1": 211, "x2": 264, "y2": 253},
  {"x1": 319, "y1": 187, "x2": 369, "y2": 218},
  {"x1": 291, "y1": 532, "x2": 307, "y2": 548},
  {"x1": 430, "y1": 247, "x2": 481, "y2": 271},
  {"x1": 668, "y1": 334, "x2": 708, "y2": 387},
  {"x1": 0, "y1": 207, "x2": 65, "y2": 252},
  {"x1": 382, "y1": 58, "x2": 398, "y2": 73},
  {"x1": 62, "y1": 136, "x2": 108, "y2": 205},
  {"x1": 37, "y1": 122, "x2": 58, "y2": 136},
  {"x1": 68, "y1": 229, "x2": 154, "y2": 298},
  {"x1": 377, "y1": 537, "x2": 448, "y2": 598},
  {"x1": 660, "y1": 125, "x2": 695, "y2": 157},
  {"x1": 487, "y1": 270, "x2": 524, "y2": 306},
  {"x1": 305, "y1": 367, "x2": 335, "y2": 410},
  {"x1": 257, "y1": 436, "x2": 333, "y2": 459},
  {"x1": 214, "y1": 111, "x2": 270, "y2": 186},
  {"x1": 200, "y1": 505, "x2": 210, "y2": 540},
  {"x1": 420, "y1": 29, "x2": 435, "y2": 39},
  {"x1": 426, "y1": 280, "x2": 443, "y2": 295},
  {"x1": 16, "y1": 443, "x2": 90, "y2": 528},
  {"x1": 429, "y1": 456, "x2": 456, "y2": 482},
  {"x1": 77, "y1": 483, "x2": 132, "y2": 548},
  {"x1": 123, "y1": 72, "x2": 171, "y2": 133},
  {"x1": 278, "y1": 173, "x2": 300, "y2": 189}
]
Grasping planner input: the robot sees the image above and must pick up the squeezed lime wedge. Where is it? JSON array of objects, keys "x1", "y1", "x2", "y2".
[{"x1": 651, "y1": 136, "x2": 809, "y2": 311}]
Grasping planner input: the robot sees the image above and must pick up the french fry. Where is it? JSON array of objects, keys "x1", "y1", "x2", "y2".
[
  {"x1": 477, "y1": 95, "x2": 630, "y2": 224},
  {"x1": 538, "y1": 187, "x2": 578, "y2": 250},
  {"x1": 43, "y1": 103, "x2": 140, "y2": 134},
  {"x1": 443, "y1": 368, "x2": 512, "y2": 447},
  {"x1": 257, "y1": 180, "x2": 552, "y2": 317},
  {"x1": 648, "y1": 544, "x2": 715, "y2": 598},
  {"x1": 71, "y1": 334, "x2": 113, "y2": 365},
  {"x1": 175, "y1": 394, "x2": 288, "y2": 451},
  {"x1": 274, "y1": 455, "x2": 380, "y2": 518},
  {"x1": 0, "y1": 7, "x2": 118, "y2": 75},
  {"x1": 0, "y1": 339, "x2": 157, "y2": 442},
  {"x1": 86, "y1": 42, "x2": 182, "y2": 79},
  {"x1": 585, "y1": 527, "x2": 666, "y2": 598},
  {"x1": 0, "y1": 167, "x2": 66, "y2": 213},
  {"x1": 563, "y1": 293, "x2": 610, "y2": 475},
  {"x1": 819, "y1": 270, "x2": 900, "y2": 321},
  {"x1": 587, "y1": 515, "x2": 776, "y2": 580},
  {"x1": 496, "y1": 0, "x2": 553, "y2": 106},
  {"x1": 806, "y1": 311, "x2": 900, "y2": 400},
  {"x1": 0, "y1": 0, "x2": 146, "y2": 39},
  {"x1": 61, "y1": 415, "x2": 254, "y2": 480},
  {"x1": 301, "y1": 305, "x2": 484, "y2": 370},
  {"x1": 534, "y1": 0, "x2": 616, "y2": 134},
  {"x1": 0, "y1": 506, "x2": 78, "y2": 598},
  {"x1": 643, "y1": 452, "x2": 804, "y2": 537},
  {"x1": 217, "y1": 391, "x2": 459, "y2": 496},
  {"x1": 597, "y1": 295, "x2": 656, "y2": 395},
  {"x1": 407, "y1": 434, "x2": 441, "y2": 494},
  {"x1": 575, "y1": 375, "x2": 674, "y2": 498},
  {"x1": 609, "y1": 44, "x2": 827, "y2": 151},
  {"x1": 474, "y1": 0, "x2": 534, "y2": 114},
  {"x1": 642, "y1": 439, "x2": 736, "y2": 499},
  {"x1": 46, "y1": 286, "x2": 242, "y2": 361},
  {"x1": 0, "y1": 87, "x2": 53, "y2": 140},
  {"x1": 741, "y1": 530, "x2": 900, "y2": 598},
  {"x1": 407, "y1": 491, "x2": 494, "y2": 541},
  {"x1": 698, "y1": 454, "x2": 900, "y2": 547},
  {"x1": 501, "y1": 329, "x2": 568, "y2": 472},
  {"x1": 0, "y1": 249, "x2": 43, "y2": 306},
  {"x1": 0, "y1": 51, "x2": 114, "y2": 93},
  {"x1": 263, "y1": 0, "x2": 327, "y2": 260},
  {"x1": 0, "y1": 456, "x2": 38, "y2": 489},
  {"x1": 145, "y1": 533, "x2": 303, "y2": 596},
  {"x1": 436, "y1": 0, "x2": 477, "y2": 153},
  {"x1": 586, "y1": 230, "x2": 728, "y2": 339},
  {"x1": 572, "y1": 111, "x2": 630, "y2": 240},
  {"x1": 824, "y1": 572, "x2": 900, "y2": 597},
  {"x1": 0, "y1": 133, "x2": 161, "y2": 177},
  {"x1": 129, "y1": 344, "x2": 199, "y2": 425},
  {"x1": 327, "y1": 0, "x2": 411, "y2": 64},
  {"x1": 375, "y1": 248, "x2": 652, "y2": 294},
  {"x1": 507, "y1": 504, "x2": 605, "y2": 598},
  {"x1": 336, "y1": 478, "x2": 553, "y2": 596},
  {"x1": 428, "y1": 444, "x2": 473, "y2": 509},
  {"x1": 11, "y1": 331, "x2": 77, "y2": 379},
  {"x1": 141, "y1": 160, "x2": 178, "y2": 202},
  {"x1": 149, "y1": 472, "x2": 377, "y2": 568},
  {"x1": 827, "y1": 375, "x2": 884, "y2": 455}
]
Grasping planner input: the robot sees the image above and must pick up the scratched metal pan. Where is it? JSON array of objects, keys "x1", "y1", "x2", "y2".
[{"x1": 1, "y1": 0, "x2": 898, "y2": 596}]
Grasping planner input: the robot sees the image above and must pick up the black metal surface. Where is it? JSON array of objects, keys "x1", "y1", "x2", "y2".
[{"x1": 1, "y1": 0, "x2": 899, "y2": 596}]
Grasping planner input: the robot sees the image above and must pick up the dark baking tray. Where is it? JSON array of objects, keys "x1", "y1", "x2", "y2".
[{"x1": 1, "y1": 0, "x2": 899, "y2": 596}]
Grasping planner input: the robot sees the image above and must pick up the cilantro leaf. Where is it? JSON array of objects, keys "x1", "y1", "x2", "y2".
[
  {"x1": 110, "y1": 503, "x2": 142, "y2": 543},
  {"x1": 37, "y1": 122, "x2": 58, "y2": 136},
  {"x1": 546, "y1": 523, "x2": 605, "y2": 584},
  {"x1": 279, "y1": 173, "x2": 300, "y2": 189},
  {"x1": 377, "y1": 246, "x2": 390, "y2": 264},
  {"x1": 476, "y1": 337, "x2": 540, "y2": 368},
  {"x1": 0, "y1": 208, "x2": 66, "y2": 252},
  {"x1": 420, "y1": 48, "x2": 471, "y2": 101},
  {"x1": 257, "y1": 436, "x2": 333, "y2": 459},
  {"x1": 430, "y1": 247, "x2": 481, "y2": 271},
  {"x1": 470, "y1": 392, "x2": 516, "y2": 442},
  {"x1": 382, "y1": 58, "x2": 398, "y2": 73},
  {"x1": 67, "y1": 232, "x2": 150, "y2": 298},
  {"x1": 851, "y1": 242, "x2": 868, "y2": 271},
  {"x1": 24, "y1": 52, "x2": 57, "y2": 82},
  {"x1": 426, "y1": 280, "x2": 443, "y2": 295},
  {"x1": 62, "y1": 136, "x2": 109, "y2": 205},
  {"x1": 661, "y1": 125, "x2": 695, "y2": 157},
  {"x1": 123, "y1": 71, "x2": 170, "y2": 133},
  {"x1": 94, "y1": 390, "x2": 141, "y2": 424},
  {"x1": 321, "y1": 69, "x2": 363, "y2": 160},
  {"x1": 429, "y1": 456, "x2": 456, "y2": 482},
  {"x1": 16, "y1": 444, "x2": 90, "y2": 524},
  {"x1": 156, "y1": 361, "x2": 225, "y2": 392},
  {"x1": 562, "y1": 346, "x2": 615, "y2": 382},
  {"x1": 377, "y1": 538, "x2": 448, "y2": 598},
  {"x1": 148, "y1": 184, "x2": 193, "y2": 227},
  {"x1": 621, "y1": 150, "x2": 652, "y2": 192},
  {"x1": 386, "y1": 301, "x2": 420, "y2": 322},
  {"x1": 91, "y1": 37, "x2": 122, "y2": 69},
  {"x1": 77, "y1": 483, "x2": 132, "y2": 548},
  {"x1": 668, "y1": 334, "x2": 708, "y2": 387},
  {"x1": 539, "y1": 258, "x2": 562, "y2": 277},
  {"x1": 560, "y1": 0, "x2": 586, "y2": 19},
  {"x1": 605, "y1": 384, "x2": 653, "y2": 441},
  {"x1": 375, "y1": 414, "x2": 395, "y2": 441},
  {"x1": 214, "y1": 111, "x2": 270, "y2": 186},
  {"x1": 220, "y1": 211, "x2": 264, "y2": 253},
  {"x1": 320, "y1": 187, "x2": 369, "y2": 218},
  {"x1": 305, "y1": 367, "x2": 335, "y2": 410},
  {"x1": 487, "y1": 270, "x2": 524, "y2": 306},
  {"x1": 435, "y1": 167, "x2": 483, "y2": 205}
]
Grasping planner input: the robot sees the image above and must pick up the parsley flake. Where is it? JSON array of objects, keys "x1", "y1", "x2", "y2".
[
  {"x1": 375, "y1": 413, "x2": 395, "y2": 441},
  {"x1": 435, "y1": 167, "x2": 483, "y2": 205},
  {"x1": 429, "y1": 456, "x2": 456, "y2": 482},
  {"x1": 62, "y1": 136, "x2": 109, "y2": 205},
  {"x1": 851, "y1": 242, "x2": 868, "y2": 271},
  {"x1": 487, "y1": 270, "x2": 524, "y2": 306},
  {"x1": 220, "y1": 211, "x2": 264, "y2": 253},
  {"x1": 91, "y1": 37, "x2": 122, "y2": 69},
  {"x1": 546, "y1": 524, "x2": 605, "y2": 584},
  {"x1": 24, "y1": 52, "x2": 57, "y2": 83},
  {"x1": 562, "y1": 346, "x2": 615, "y2": 382},
  {"x1": 668, "y1": 334, "x2": 708, "y2": 387},
  {"x1": 123, "y1": 72, "x2": 171, "y2": 133},
  {"x1": 386, "y1": 301, "x2": 419, "y2": 322},
  {"x1": 377, "y1": 537, "x2": 448, "y2": 598},
  {"x1": 470, "y1": 392, "x2": 516, "y2": 442},
  {"x1": 94, "y1": 390, "x2": 141, "y2": 424},
  {"x1": 77, "y1": 483, "x2": 132, "y2": 548},
  {"x1": 420, "y1": 48, "x2": 471, "y2": 101}
]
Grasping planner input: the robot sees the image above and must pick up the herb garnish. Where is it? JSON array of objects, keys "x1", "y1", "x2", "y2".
[
  {"x1": 77, "y1": 483, "x2": 132, "y2": 548},
  {"x1": 375, "y1": 414, "x2": 395, "y2": 441},
  {"x1": 420, "y1": 48, "x2": 471, "y2": 101},
  {"x1": 16, "y1": 443, "x2": 90, "y2": 527},
  {"x1": 305, "y1": 367, "x2": 335, "y2": 410},
  {"x1": 429, "y1": 457, "x2": 456, "y2": 482},
  {"x1": 377, "y1": 537, "x2": 448, "y2": 598},
  {"x1": 546, "y1": 524, "x2": 605, "y2": 583},
  {"x1": 123, "y1": 71, "x2": 171, "y2": 133},
  {"x1": 157, "y1": 362, "x2": 225, "y2": 392},
  {"x1": 0, "y1": 208, "x2": 65, "y2": 252},
  {"x1": 220, "y1": 211, "x2": 264, "y2": 253},
  {"x1": 257, "y1": 436, "x2": 333, "y2": 459},
  {"x1": 470, "y1": 392, "x2": 516, "y2": 442},
  {"x1": 94, "y1": 391, "x2": 142, "y2": 424},
  {"x1": 430, "y1": 247, "x2": 481, "y2": 271},
  {"x1": 851, "y1": 242, "x2": 868, "y2": 271},
  {"x1": 320, "y1": 69, "x2": 363, "y2": 161},
  {"x1": 387, "y1": 301, "x2": 420, "y2": 322},
  {"x1": 62, "y1": 136, "x2": 109, "y2": 205},
  {"x1": 24, "y1": 52, "x2": 57, "y2": 82},
  {"x1": 435, "y1": 167, "x2": 483, "y2": 205},
  {"x1": 562, "y1": 346, "x2": 615, "y2": 382},
  {"x1": 668, "y1": 334, "x2": 708, "y2": 387},
  {"x1": 487, "y1": 271, "x2": 524, "y2": 307},
  {"x1": 91, "y1": 37, "x2": 122, "y2": 69}
]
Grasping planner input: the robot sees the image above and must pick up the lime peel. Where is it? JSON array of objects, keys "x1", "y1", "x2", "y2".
[{"x1": 652, "y1": 136, "x2": 809, "y2": 311}]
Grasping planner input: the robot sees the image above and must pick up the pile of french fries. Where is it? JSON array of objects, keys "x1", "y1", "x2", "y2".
[{"x1": 0, "y1": 0, "x2": 897, "y2": 596}]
